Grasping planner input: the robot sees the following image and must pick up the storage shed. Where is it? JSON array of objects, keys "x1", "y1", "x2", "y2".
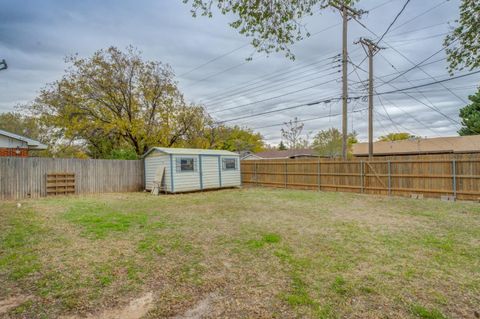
[{"x1": 143, "y1": 147, "x2": 241, "y2": 193}]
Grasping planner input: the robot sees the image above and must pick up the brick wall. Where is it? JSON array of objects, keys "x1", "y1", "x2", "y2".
[{"x1": 0, "y1": 148, "x2": 28, "y2": 157}]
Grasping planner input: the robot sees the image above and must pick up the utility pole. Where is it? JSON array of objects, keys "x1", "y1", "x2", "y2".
[
  {"x1": 331, "y1": 3, "x2": 364, "y2": 159},
  {"x1": 356, "y1": 38, "x2": 383, "y2": 158}
]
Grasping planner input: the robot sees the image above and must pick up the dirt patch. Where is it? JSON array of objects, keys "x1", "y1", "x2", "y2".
[
  {"x1": 172, "y1": 293, "x2": 216, "y2": 319},
  {"x1": 0, "y1": 295, "x2": 30, "y2": 315},
  {"x1": 63, "y1": 292, "x2": 154, "y2": 319}
]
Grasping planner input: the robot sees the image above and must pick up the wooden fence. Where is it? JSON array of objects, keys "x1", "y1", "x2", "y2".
[
  {"x1": 241, "y1": 155, "x2": 480, "y2": 201},
  {"x1": 0, "y1": 157, "x2": 144, "y2": 200}
]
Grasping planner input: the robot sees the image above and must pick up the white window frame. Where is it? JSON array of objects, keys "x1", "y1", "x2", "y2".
[
  {"x1": 222, "y1": 158, "x2": 237, "y2": 171},
  {"x1": 178, "y1": 157, "x2": 196, "y2": 172}
]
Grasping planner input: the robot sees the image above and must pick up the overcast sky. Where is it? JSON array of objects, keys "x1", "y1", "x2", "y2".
[{"x1": 1, "y1": 0, "x2": 479, "y2": 145}]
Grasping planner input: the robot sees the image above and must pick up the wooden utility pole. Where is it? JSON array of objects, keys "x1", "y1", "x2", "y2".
[
  {"x1": 357, "y1": 38, "x2": 383, "y2": 158},
  {"x1": 331, "y1": 3, "x2": 364, "y2": 159}
]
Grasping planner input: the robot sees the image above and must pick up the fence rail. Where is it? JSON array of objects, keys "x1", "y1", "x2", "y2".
[
  {"x1": 0, "y1": 157, "x2": 144, "y2": 200},
  {"x1": 241, "y1": 155, "x2": 480, "y2": 200}
]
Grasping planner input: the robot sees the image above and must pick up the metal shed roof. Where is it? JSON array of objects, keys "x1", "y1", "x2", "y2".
[{"x1": 143, "y1": 147, "x2": 239, "y2": 158}]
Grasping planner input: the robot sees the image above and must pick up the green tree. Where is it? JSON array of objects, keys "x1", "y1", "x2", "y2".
[
  {"x1": 29, "y1": 46, "x2": 213, "y2": 157},
  {"x1": 458, "y1": 88, "x2": 480, "y2": 135},
  {"x1": 184, "y1": 0, "x2": 354, "y2": 59},
  {"x1": 312, "y1": 128, "x2": 357, "y2": 158},
  {"x1": 0, "y1": 112, "x2": 44, "y2": 140},
  {"x1": 378, "y1": 132, "x2": 418, "y2": 142},
  {"x1": 210, "y1": 125, "x2": 264, "y2": 153},
  {"x1": 278, "y1": 141, "x2": 287, "y2": 150},
  {"x1": 0, "y1": 112, "x2": 88, "y2": 157},
  {"x1": 444, "y1": 0, "x2": 480, "y2": 73}
]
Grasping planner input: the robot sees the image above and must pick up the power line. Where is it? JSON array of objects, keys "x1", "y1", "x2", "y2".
[
  {"x1": 179, "y1": 44, "x2": 249, "y2": 78},
  {"x1": 205, "y1": 58, "x2": 340, "y2": 108},
  {"x1": 208, "y1": 65, "x2": 340, "y2": 111},
  {"x1": 387, "y1": 21, "x2": 449, "y2": 38},
  {"x1": 375, "y1": 0, "x2": 411, "y2": 45},
  {"x1": 212, "y1": 70, "x2": 341, "y2": 114},
  {"x1": 252, "y1": 107, "x2": 367, "y2": 130},
  {"x1": 218, "y1": 95, "x2": 339, "y2": 124},
  {"x1": 388, "y1": 0, "x2": 449, "y2": 33},
  {"x1": 367, "y1": 70, "x2": 480, "y2": 97},
  {"x1": 220, "y1": 69, "x2": 480, "y2": 125},
  {"x1": 201, "y1": 54, "x2": 340, "y2": 103},
  {"x1": 351, "y1": 10, "x2": 468, "y2": 104}
]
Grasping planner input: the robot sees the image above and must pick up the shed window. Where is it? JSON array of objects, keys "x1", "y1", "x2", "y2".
[
  {"x1": 176, "y1": 157, "x2": 197, "y2": 172},
  {"x1": 222, "y1": 158, "x2": 237, "y2": 170}
]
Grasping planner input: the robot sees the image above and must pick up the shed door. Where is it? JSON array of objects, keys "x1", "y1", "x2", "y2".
[{"x1": 201, "y1": 156, "x2": 220, "y2": 189}]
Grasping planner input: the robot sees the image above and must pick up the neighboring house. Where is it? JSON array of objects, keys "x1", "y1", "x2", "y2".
[
  {"x1": 239, "y1": 151, "x2": 263, "y2": 160},
  {"x1": 245, "y1": 148, "x2": 320, "y2": 160},
  {"x1": 0, "y1": 129, "x2": 47, "y2": 157},
  {"x1": 353, "y1": 135, "x2": 480, "y2": 157},
  {"x1": 143, "y1": 147, "x2": 241, "y2": 193}
]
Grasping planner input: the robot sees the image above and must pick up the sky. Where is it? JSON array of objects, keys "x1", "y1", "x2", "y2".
[{"x1": 0, "y1": 0, "x2": 478, "y2": 145}]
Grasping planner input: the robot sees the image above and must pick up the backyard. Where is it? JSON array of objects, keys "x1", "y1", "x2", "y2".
[{"x1": 0, "y1": 188, "x2": 479, "y2": 319}]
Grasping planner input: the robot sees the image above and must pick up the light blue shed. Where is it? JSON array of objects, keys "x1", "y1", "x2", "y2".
[{"x1": 143, "y1": 147, "x2": 241, "y2": 193}]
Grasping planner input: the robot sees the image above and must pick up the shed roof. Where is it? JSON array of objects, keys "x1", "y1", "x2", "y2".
[
  {"x1": 143, "y1": 147, "x2": 239, "y2": 157},
  {"x1": 353, "y1": 135, "x2": 480, "y2": 156},
  {"x1": 0, "y1": 129, "x2": 48, "y2": 150}
]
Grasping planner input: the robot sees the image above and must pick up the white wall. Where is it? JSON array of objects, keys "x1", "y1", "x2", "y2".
[
  {"x1": 220, "y1": 155, "x2": 241, "y2": 187},
  {"x1": 171, "y1": 154, "x2": 201, "y2": 192},
  {"x1": 0, "y1": 135, "x2": 27, "y2": 148},
  {"x1": 201, "y1": 155, "x2": 220, "y2": 189},
  {"x1": 144, "y1": 152, "x2": 171, "y2": 191},
  {"x1": 145, "y1": 151, "x2": 241, "y2": 193}
]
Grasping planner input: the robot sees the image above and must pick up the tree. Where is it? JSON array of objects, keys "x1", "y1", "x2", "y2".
[
  {"x1": 312, "y1": 128, "x2": 357, "y2": 158},
  {"x1": 278, "y1": 141, "x2": 287, "y2": 150},
  {"x1": 444, "y1": 0, "x2": 480, "y2": 73},
  {"x1": 29, "y1": 46, "x2": 215, "y2": 157},
  {"x1": 0, "y1": 112, "x2": 88, "y2": 157},
  {"x1": 458, "y1": 88, "x2": 480, "y2": 135},
  {"x1": 281, "y1": 117, "x2": 305, "y2": 149},
  {"x1": 184, "y1": 0, "x2": 354, "y2": 59},
  {"x1": 210, "y1": 125, "x2": 264, "y2": 152},
  {"x1": 0, "y1": 112, "x2": 45, "y2": 141},
  {"x1": 378, "y1": 133, "x2": 418, "y2": 142}
]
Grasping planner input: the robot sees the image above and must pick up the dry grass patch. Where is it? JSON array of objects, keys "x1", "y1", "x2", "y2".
[{"x1": 0, "y1": 188, "x2": 479, "y2": 318}]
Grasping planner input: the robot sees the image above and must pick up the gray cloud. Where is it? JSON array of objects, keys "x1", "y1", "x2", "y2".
[{"x1": 0, "y1": 0, "x2": 478, "y2": 144}]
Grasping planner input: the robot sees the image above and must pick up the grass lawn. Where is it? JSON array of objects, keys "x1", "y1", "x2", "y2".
[{"x1": 1, "y1": 188, "x2": 479, "y2": 318}]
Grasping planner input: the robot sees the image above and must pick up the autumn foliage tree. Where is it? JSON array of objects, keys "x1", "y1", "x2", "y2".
[
  {"x1": 378, "y1": 133, "x2": 418, "y2": 142},
  {"x1": 28, "y1": 46, "x2": 263, "y2": 158}
]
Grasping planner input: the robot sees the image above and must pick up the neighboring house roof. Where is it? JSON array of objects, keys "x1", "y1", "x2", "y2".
[
  {"x1": 253, "y1": 149, "x2": 320, "y2": 159},
  {"x1": 353, "y1": 135, "x2": 480, "y2": 156},
  {"x1": 0, "y1": 129, "x2": 47, "y2": 150},
  {"x1": 241, "y1": 153, "x2": 263, "y2": 160},
  {"x1": 143, "y1": 147, "x2": 239, "y2": 158}
]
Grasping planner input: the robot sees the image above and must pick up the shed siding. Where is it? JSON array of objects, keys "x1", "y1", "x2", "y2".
[
  {"x1": 201, "y1": 155, "x2": 220, "y2": 189},
  {"x1": 220, "y1": 156, "x2": 241, "y2": 187},
  {"x1": 144, "y1": 149, "x2": 240, "y2": 193},
  {"x1": 171, "y1": 154, "x2": 201, "y2": 192},
  {"x1": 145, "y1": 152, "x2": 171, "y2": 191}
]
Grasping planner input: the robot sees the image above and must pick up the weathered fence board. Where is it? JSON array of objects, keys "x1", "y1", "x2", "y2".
[
  {"x1": 0, "y1": 157, "x2": 144, "y2": 200},
  {"x1": 241, "y1": 154, "x2": 480, "y2": 200}
]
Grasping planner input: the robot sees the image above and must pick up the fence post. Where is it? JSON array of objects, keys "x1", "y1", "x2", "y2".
[
  {"x1": 388, "y1": 160, "x2": 391, "y2": 196},
  {"x1": 452, "y1": 159, "x2": 457, "y2": 198},
  {"x1": 360, "y1": 161, "x2": 364, "y2": 193},
  {"x1": 254, "y1": 162, "x2": 258, "y2": 187},
  {"x1": 285, "y1": 161, "x2": 288, "y2": 188},
  {"x1": 317, "y1": 160, "x2": 321, "y2": 191}
]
